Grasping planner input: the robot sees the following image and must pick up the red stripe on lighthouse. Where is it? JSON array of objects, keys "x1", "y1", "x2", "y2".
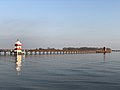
[
  {"x1": 14, "y1": 48, "x2": 22, "y2": 50},
  {"x1": 15, "y1": 44, "x2": 22, "y2": 46}
]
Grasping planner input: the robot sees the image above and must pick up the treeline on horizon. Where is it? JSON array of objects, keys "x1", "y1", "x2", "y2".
[
  {"x1": 63, "y1": 47, "x2": 111, "y2": 50},
  {"x1": 36, "y1": 47, "x2": 111, "y2": 50}
]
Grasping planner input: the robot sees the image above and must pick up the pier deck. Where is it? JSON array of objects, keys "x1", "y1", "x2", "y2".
[{"x1": 0, "y1": 49, "x2": 111, "y2": 55}]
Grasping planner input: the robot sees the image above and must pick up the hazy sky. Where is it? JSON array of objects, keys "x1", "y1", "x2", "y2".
[{"x1": 0, "y1": 0, "x2": 120, "y2": 49}]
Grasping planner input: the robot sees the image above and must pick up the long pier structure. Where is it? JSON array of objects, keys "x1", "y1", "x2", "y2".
[{"x1": 0, "y1": 49, "x2": 111, "y2": 56}]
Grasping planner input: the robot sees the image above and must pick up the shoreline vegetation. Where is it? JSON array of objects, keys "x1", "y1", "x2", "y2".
[
  {"x1": 36, "y1": 47, "x2": 111, "y2": 50},
  {"x1": 31, "y1": 47, "x2": 111, "y2": 53}
]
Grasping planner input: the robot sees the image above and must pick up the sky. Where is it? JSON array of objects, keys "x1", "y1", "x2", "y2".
[{"x1": 0, "y1": 0, "x2": 120, "y2": 49}]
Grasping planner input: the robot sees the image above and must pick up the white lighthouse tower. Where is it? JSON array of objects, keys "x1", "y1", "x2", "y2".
[{"x1": 14, "y1": 39, "x2": 22, "y2": 55}]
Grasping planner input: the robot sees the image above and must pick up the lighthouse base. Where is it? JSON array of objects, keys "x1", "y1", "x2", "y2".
[{"x1": 14, "y1": 52, "x2": 25, "y2": 55}]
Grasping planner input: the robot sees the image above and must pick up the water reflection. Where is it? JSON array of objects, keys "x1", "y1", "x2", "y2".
[
  {"x1": 15, "y1": 55, "x2": 22, "y2": 75},
  {"x1": 103, "y1": 53, "x2": 106, "y2": 63}
]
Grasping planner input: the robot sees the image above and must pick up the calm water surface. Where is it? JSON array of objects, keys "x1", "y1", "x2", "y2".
[{"x1": 0, "y1": 53, "x2": 120, "y2": 90}]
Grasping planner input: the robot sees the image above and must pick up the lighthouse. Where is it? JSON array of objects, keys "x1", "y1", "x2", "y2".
[{"x1": 14, "y1": 39, "x2": 22, "y2": 55}]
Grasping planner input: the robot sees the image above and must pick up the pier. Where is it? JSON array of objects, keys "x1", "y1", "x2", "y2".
[
  {"x1": 0, "y1": 49, "x2": 111, "y2": 56},
  {"x1": 0, "y1": 49, "x2": 14, "y2": 55}
]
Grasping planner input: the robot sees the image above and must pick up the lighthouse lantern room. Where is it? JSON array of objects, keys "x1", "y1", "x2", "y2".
[{"x1": 14, "y1": 39, "x2": 22, "y2": 55}]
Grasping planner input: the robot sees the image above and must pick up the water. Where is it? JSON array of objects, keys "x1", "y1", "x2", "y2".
[{"x1": 0, "y1": 53, "x2": 120, "y2": 90}]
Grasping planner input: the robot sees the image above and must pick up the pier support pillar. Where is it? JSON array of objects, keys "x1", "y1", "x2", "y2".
[
  {"x1": 26, "y1": 51, "x2": 28, "y2": 55},
  {"x1": 35, "y1": 51, "x2": 37, "y2": 55},
  {"x1": 4, "y1": 51, "x2": 6, "y2": 56},
  {"x1": 10, "y1": 52, "x2": 12, "y2": 55},
  {"x1": 60, "y1": 51, "x2": 61, "y2": 54},
  {"x1": 50, "y1": 51, "x2": 52, "y2": 54},
  {"x1": 43, "y1": 52, "x2": 45, "y2": 55},
  {"x1": 39, "y1": 51, "x2": 41, "y2": 55},
  {"x1": 30, "y1": 52, "x2": 32, "y2": 55}
]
